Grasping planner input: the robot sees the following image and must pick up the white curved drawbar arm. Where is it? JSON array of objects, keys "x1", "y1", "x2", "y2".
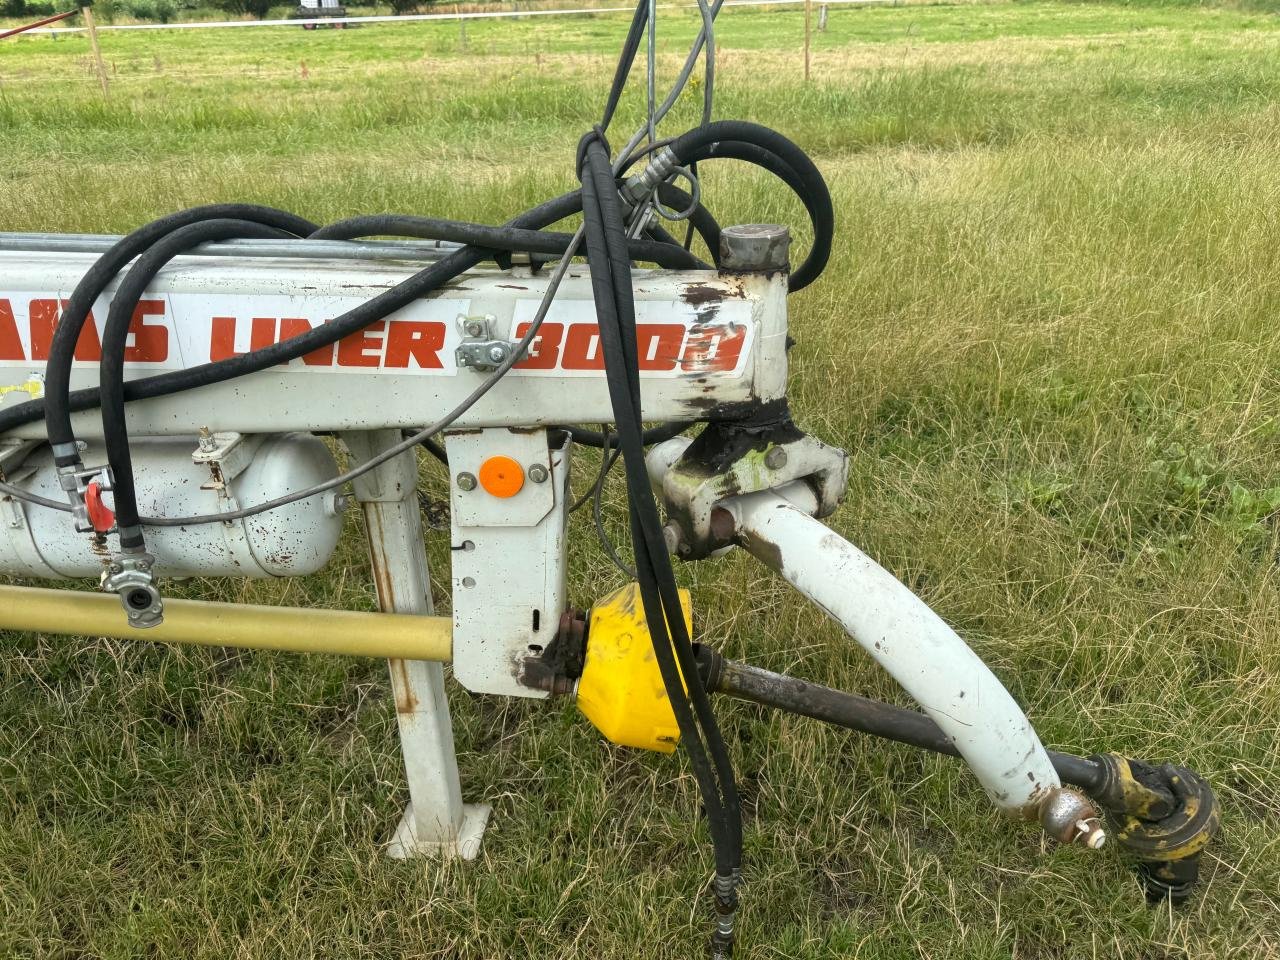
[{"x1": 648, "y1": 437, "x2": 1064, "y2": 818}]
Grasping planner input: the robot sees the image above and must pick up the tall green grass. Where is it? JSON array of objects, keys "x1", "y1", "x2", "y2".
[{"x1": 2, "y1": 3, "x2": 1280, "y2": 958}]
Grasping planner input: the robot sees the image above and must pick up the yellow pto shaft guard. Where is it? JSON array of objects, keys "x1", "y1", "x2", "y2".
[{"x1": 575, "y1": 582, "x2": 693, "y2": 753}]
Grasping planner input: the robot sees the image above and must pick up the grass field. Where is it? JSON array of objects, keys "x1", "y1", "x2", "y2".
[{"x1": 4, "y1": 1, "x2": 1280, "y2": 957}]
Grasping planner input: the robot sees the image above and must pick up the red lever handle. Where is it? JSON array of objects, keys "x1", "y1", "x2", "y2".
[{"x1": 85, "y1": 481, "x2": 115, "y2": 533}]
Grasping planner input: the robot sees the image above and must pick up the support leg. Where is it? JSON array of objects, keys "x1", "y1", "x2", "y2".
[{"x1": 344, "y1": 430, "x2": 491, "y2": 860}]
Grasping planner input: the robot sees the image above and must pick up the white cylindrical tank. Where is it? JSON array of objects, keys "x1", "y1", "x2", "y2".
[{"x1": 0, "y1": 433, "x2": 345, "y2": 579}]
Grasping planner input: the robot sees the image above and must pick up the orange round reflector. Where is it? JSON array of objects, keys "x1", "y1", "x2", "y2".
[{"x1": 478, "y1": 455, "x2": 525, "y2": 498}]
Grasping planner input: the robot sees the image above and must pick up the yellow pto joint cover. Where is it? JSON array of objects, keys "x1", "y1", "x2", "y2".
[{"x1": 576, "y1": 582, "x2": 693, "y2": 754}]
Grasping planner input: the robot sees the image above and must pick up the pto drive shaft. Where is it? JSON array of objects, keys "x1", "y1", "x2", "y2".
[{"x1": 693, "y1": 646, "x2": 1219, "y2": 903}]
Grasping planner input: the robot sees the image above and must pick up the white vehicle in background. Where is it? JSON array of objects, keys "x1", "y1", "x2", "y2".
[{"x1": 296, "y1": 0, "x2": 348, "y2": 29}]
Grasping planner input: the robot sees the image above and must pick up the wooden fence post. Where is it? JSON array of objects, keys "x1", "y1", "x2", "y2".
[{"x1": 81, "y1": 6, "x2": 110, "y2": 98}]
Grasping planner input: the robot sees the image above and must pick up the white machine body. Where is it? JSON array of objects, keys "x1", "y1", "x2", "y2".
[
  {"x1": 0, "y1": 246, "x2": 787, "y2": 438},
  {"x1": 0, "y1": 235, "x2": 1067, "y2": 839}
]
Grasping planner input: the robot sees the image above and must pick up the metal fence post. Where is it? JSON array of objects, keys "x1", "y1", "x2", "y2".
[{"x1": 344, "y1": 429, "x2": 491, "y2": 860}]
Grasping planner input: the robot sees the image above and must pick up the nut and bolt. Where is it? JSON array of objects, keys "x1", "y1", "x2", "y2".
[
  {"x1": 528, "y1": 464, "x2": 549, "y2": 483},
  {"x1": 464, "y1": 320, "x2": 485, "y2": 337},
  {"x1": 456, "y1": 471, "x2": 478, "y2": 492},
  {"x1": 764, "y1": 446, "x2": 788, "y2": 470},
  {"x1": 487, "y1": 344, "x2": 509, "y2": 364}
]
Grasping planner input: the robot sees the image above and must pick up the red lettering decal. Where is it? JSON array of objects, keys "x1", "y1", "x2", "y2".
[
  {"x1": 29, "y1": 299, "x2": 102, "y2": 362},
  {"x1": 249, "y1": 317, "x2": 276, "y2": 352},
  {"x1": 384, "y1": 320, "x2": 444, "y2": 370},
  {"x1": 209, "y1": 316, "x2": 238, "y2": 361},
  {"x1": 277, "y1": 317, "x2": 335, "y2": 367},
  {"x1": 336, "y1": 321, "x2": 384, "y2": 368},
  {"x1": 0, "y1": 300, "x2": 24, "y2": 361},
  {"x1": 561, "y1": 323, "x2": 606, "y2": 370},
  {"x1": 210, "y1": 316, "x2": 274, "y2": 361},
  {"x1": 513, "y1": 321, "x2": 563, "y2": 370},
  {"x1": 124, "y1": 300, "x2": 168, "y2": 363},
  {"x1": 635, "y1": 323, "x2": 683, "y2": 372},
  {"x1": 680, "y1": 324, "x2": 747, "y2": 374}
]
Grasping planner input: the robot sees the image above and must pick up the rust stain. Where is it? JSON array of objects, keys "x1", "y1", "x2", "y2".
[
  {"x1": 365, "y1": 505, "x2": 398, "y2": 610},
  {"x1": 391, "y1": 658, "x2": 419, "y2": 714},
  {"x1": 681, "y1": 281, "x2": 727, "y2": 306}
]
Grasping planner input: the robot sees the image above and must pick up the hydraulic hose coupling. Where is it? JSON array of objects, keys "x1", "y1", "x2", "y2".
[
  {"x1": 102, "y1": 548, "x2": 164, "y2": 629},
  {"x1": 710, "y1": 871, "x2": 739, "y2": 960},
  {"x1": 621, "y1": 146, "x2": 680, "y2": 208}
]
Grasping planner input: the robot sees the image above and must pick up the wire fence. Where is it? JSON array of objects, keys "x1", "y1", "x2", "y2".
[{"x1": 18, "y1": 0, "x2": 906, "y2": 35}]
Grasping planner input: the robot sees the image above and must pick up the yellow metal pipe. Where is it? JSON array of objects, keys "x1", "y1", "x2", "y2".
[{"x1": 0, "y1": 583, "x2": 452, "y2": 661}]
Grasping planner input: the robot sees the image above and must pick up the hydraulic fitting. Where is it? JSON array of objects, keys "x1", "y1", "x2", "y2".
[
  {"x1": 620, "y1": 146, "x2": 680, "y2": 207},
  {"x1": 1086, "y1": 753, "x2": 1219, "y2": 903}
]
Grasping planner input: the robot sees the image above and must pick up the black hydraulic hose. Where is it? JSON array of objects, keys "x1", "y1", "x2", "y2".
[
  {"x1": 1, "y1": 190, "x2": 592, "y2": 448},
  {"x1": 703, "y1": 651, "x2": 1106, "y2": 794},
  {"x1": 556, "y1": 420, "x2": 692, "y2": 449},
  {"x1": 0, "y1": 184, "x2": 724, "y2": 445},
  {"x1": 600, "y1": 0, "x2": 649, "y2": 131},
  {"x1": 310, "y1": 214, "x2": 708, "y2": 270},
  {"x1": 668, "y1": 121, "x2": 834, "y2": 291},
  {"x1": 579, "y1": 135, "x2": 743, "y2": 886},
  {"x1": 39, "y1": 204, "x2": 317, "y2": 465},
  {"x1": 98, "y1": 219, "x2": 296, "y2": 548}
]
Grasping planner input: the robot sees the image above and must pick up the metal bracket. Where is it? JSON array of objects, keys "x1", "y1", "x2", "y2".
[
  {"x1": 652, "y1": 402, "x2": 848, "y2": 559},
  {"x1": 191, "y1": 429, "x2": 255, "y2": 485},
  {"x1": 57, "y1": 463, "x2": 115, "y2": 533},
  {"x1": 454, "y1": 314, "x2": 522, "y2": 372}
]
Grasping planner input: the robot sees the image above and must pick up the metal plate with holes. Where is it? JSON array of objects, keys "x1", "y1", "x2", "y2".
[{"x1": 447, "y1": 428, "x2": 569, "y2": 698}]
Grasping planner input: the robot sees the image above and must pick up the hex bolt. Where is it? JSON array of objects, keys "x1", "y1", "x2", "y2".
[
  {"x1": 765, "y1": 446, "x2": 788, "y2": 470},
  {"x1": 456, "y1": 472, "x2": 478, "y2": 492},
  {"x1": 487, "y1": 344, "x2": 508, "y2": 364},
  {"x1": 528, "y1": 464, "x2": 549, "y2": 483},
  {"x1": 465, "y1": 320, "x2": 484, "y2": 337}
]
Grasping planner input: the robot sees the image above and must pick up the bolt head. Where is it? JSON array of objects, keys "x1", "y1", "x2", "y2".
[
  {"x1": 456, "y1": 472, "x2": 478, "y2": 492},
  {"x1": 528, "y1": 464, "x2": 549, "y2": 483},
  {"x1": 765, "y1": 446, "x2": 788, "y2": 470},
  {"x1": 487, "y1": 344, "x2": 508, "y2": 364},
  {"x1": 662, "y1": 524, "x2": 681, "y2": 555},
  {"x1": 465, "y1": 321, "x2": 484, "y2": 337}
]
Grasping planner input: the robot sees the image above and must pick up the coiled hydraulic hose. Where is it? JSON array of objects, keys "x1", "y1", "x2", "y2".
[{"x1": 667, "y1": 120, "x2": 835, "y2": 291}]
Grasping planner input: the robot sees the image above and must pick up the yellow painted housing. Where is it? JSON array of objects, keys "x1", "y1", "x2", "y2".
[{"x1": 576, "y1": 582, "x2": 693, "y2": 753}]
